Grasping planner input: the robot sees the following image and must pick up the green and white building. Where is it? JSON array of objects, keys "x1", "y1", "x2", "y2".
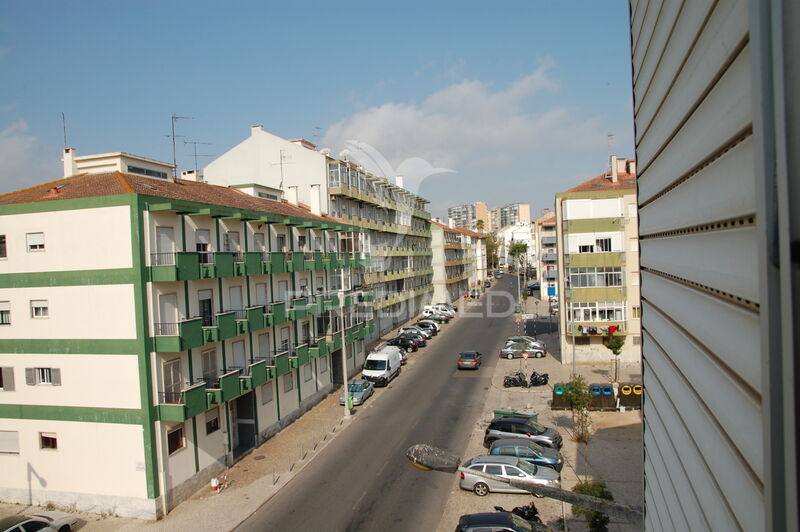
[
  {"x1": 0, "y1": 151, "x2": 374, "y2": 518},
  {"x1": 555, "y1": 157, "x2": 641, "y2": 364}
]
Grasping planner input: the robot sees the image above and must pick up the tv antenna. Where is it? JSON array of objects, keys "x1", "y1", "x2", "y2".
[
  {"x1": 313, "y1": 126, "x2": 321, "y2": 144},
  {"x1": 607, "y1": 132, "x2": 615, "y2": 171},
  {"x1": 184, "y1": 140, "x2": 212, "y2": 172},
  {"x1": 270, "y1": 149, "x2": 295, "y2": 189},
  {"x1": 166, "y1": 114, "x2": 193, "y2": 177},
  {"x1": 61, "y1": 112, "x2": 68, "y2": 148}
]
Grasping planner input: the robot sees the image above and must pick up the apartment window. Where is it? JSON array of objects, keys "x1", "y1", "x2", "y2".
[
  {"x1": 280, "y1": 327, "x2": 291, "y2": 352},
  {"x1": 0, "y1": 367, "x2": 15, "y2": 391},
  {"x1": 261, "y1": 382, "x2": 274, "y2": 404},
  {"x1": 578, "y1": 244, "x2": 594, "y2": 253},
  {"x1": 595, "y1": 238, "x2": 612, "y2": 252},
  {"x1": 277, "y1": 234, "x2": 287, "y2": 252},
  {"x1": 205, "y1": 408, "x2": 220, "y2": 435},
  {"x1": 25, "y1": 367, "x2": 60, "y2": 386},
  {"x1": 0, "y1": 431, "x2": 19, "y2": 454},
  {"x1": 574, "y1": 337, "x2": 590, "y2": 345},
  {"x1": 632, "y1": 335, "x2": 642, "y2": 345},
  {"x1": 632, "y1": 306, "x2": 641, "y2": 319},
  {"x1": 30, "y1": 300, "x2": 48, "y2": 318},
  {"x1": 39, "y1": 432, "x2": 58, "y2": 450},
  {"x1": 283, "y1": 373, "x2": 294, "y2": 393},
  {"x1": 320, "y1": 356, "x2": 328, "y2": 374},
  {"x1": 167, "y1": 425, "x2": 185, "y2": 455},
  {"x1": 0, "y1": 235, "x2": 6, "y2": 258},
  {"x1": 303, "y1": 363, "x2": 313, "y2": 382},
  {"x1": 26, "y1": 232, "x2": 45, "y2": 251},
  {"x1": 0, "y1": 301, "x2": 9, "y2": 325},
  {"x1": 201, "y1": 349, "x2": 217, "y2": 386}
]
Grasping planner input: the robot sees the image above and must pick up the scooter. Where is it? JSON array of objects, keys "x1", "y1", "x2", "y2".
[
  {"x1": 529, "y1": 371, "x2": 549, "y2": 387},
  {"x1": 503, "y1": 371, "x2": 528, "y2": 388},
  {"x1": 493, "y1": 503, "x2": 542, "y2": 523}
]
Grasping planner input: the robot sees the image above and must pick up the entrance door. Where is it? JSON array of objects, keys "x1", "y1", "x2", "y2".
[
  {"x1": 199, "y1": 289, "x2": 214, "y2": 326},
  {"x1": 156, "y1": 227, "x2": 175, "y2": 265},
  {"x1": 196, "y1": 229, "x2": 211, "y2": 264},
  {"x1": 233, "y1": 393, "x2": 256, "y2": 458}
]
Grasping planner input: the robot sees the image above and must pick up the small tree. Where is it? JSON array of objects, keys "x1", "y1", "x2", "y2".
[
  {"x1": 565, "y1": 374, "x2": 592, "y2": 443},
  {"x1": 603, "y1": 335, "x2": 626, "y2": 382},
  {"x1": 508, "y1": 242, "x2": 528, "y2": 272},
  {"x1": 572, "y1": 479, "x2": 614, "y2": 532},
  {"x1": 476, "y1": 219, "x2": 485, "y2": 231}
]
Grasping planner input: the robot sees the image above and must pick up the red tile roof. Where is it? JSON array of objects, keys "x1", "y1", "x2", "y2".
[
  {"x1": 0, "y1": 172, "x2": 347, "y2": 224},
  {"x1": 563, "y1": 167, "x2": 637, "y2": 194}
]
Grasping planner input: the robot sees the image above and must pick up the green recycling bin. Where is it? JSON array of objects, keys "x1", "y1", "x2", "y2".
[
  {"x1": 514, "y1": 304, "x2": 522, "y2": 313},
  {"x1": 493, "y1": 408, "x2": 538, "y2": 423}
]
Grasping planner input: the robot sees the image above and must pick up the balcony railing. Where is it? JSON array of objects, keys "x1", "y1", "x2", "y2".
[
  {"x1": 154, "y1": 322, "x2": 179, "y2": 336},
  {"x1": 231, "y1": 251, "x2": 244, "y2": 263},
  {"x1": 151, "y1": 252, "x2": 177, "y2": 266},
  {"x1": 158, "y1": 390, "x2": 183, "y2": 404},
  {"x1": 230, "y1": 309, "x2": 247, "y2": 320}
]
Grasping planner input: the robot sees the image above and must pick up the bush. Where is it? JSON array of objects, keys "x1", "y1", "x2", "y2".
[
  {"x1": 572, "y1": 479, "x2": 614, "y2": 531},
  {"x1": 565, "y1": 374, "x2": 592, "y2": 443}
]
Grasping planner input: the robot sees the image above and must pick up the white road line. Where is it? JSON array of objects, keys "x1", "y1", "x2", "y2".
[{"x1": 352, "y1": 489, "x2": 368, "y2": 510}]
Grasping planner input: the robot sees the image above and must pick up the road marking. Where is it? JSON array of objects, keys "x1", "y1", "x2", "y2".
[
  {"x1": 353, "y1": 489, "x2": 367, "y2": 510},
  {"x1": 377, "y1": 460, "x2": 389, "y2": 476}
]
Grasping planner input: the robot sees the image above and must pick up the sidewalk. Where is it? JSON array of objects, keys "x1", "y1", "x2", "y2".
[
  {"x1": 435, "y1": 297, "x2": 644, "y2": 531},
  {"x1": 0, "y1": 305, "x2": 466, "y2": 531}
]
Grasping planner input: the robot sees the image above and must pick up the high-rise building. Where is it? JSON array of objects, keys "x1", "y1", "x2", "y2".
[
  {"x1": 490, "y1": 203, "x2": 531, "y2": 230},
  {"x1": 447, "y1": 202, "x2": 490, "y2": 231},
  {"x1": 533, "y1": 209, "x2": 557, "y2": 302},
  {"x1": 0, "y1": 150, "x2": 373, "y2": 518},
  {"x1": 555, "y1": 157, "x2": 641, "y2": 364}
]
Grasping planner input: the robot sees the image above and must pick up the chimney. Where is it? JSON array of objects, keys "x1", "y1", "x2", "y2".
[
  {"x1": 181, "y1": 169, "x2": 204, "y2": 182},
  {"x1": 310, "y1": 184, "x2": 322, "y2": 216},
  {"x1": 610, "y1": 155, "x2": 618, "y2": 183},
  {"x1": 251, "y1": 125, "x2": 263, "y2": 136},
  {"x1": 627, "y1": 159, "x2": 637, "y2": 175},
  {"x1": 396, "y1": 175, "x2": 404, "y2": 189},
  {"x1": 62, "y1": 147, "x2": 77, "y2": 178},
  {"x1": 286, "y1": 185, "x2": 298, "y2": 205}
]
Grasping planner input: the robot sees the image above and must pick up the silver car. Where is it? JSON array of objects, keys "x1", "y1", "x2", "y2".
[
  {"x1": 506, "y1": 335, "x2": 546, "y2": 351},
  {"x1": 458, "y1": 455, "x2": 560, "y2": 496},
  {"x1": 500, "y1": 342, "x2": 545, "y2": 359},
  {"x1": 338, "y1": 379, "x2": 374, "y2": 406}
]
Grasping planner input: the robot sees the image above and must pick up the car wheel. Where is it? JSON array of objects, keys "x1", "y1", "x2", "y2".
[
  {"x1": 506, "y1": 353, "x2": 514, "y2": 360},
  {"x1": 59, "y1": 527, "x2": 71, "y2": 532},
  {"x1": 406, "y1": 347, "x2": 413, "y2": 353},
  {"x1": 535, "y1": 351, "x2": 543, "y2": 358},
  {"x1": 473, "y1": 482, "x2": 490, "y2": 496}
]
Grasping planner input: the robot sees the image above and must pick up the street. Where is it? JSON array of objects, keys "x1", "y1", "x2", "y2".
[{"x1": 236, "y1": 277, "x2": 520, "y2": 532}]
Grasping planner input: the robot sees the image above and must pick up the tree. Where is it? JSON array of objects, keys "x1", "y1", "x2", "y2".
[
  {"x1": 508, "y1": 242, "x2": 528, "y2": 270},
  {"x1": 485, "y1": 234, "x2": 500, "y2": 269},
  {"x1": 476, "y1": 219, "x2": 485, "y2": 231},
  {"x1": 565, "y1": 374, "x2": 592, "y2": 443},
  {"x1": 572, "y1": 479, "x2": 614, "y2": 532},
  {"x1": 603, "y1": 335, "x2": 626, "y2": 382}
]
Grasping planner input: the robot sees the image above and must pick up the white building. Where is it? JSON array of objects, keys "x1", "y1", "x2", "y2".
[
  {"x1": 430, "y1": 220, "x2": 484, "y2": 303},
  {"x1": 495, "y1": 222, "x2": 535, "y2": 270}
]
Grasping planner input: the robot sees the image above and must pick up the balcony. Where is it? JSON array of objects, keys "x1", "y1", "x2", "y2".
[
  {"x1": 157, "y1": 381, "x2": 208, "y2": 422},
  {"x1": 200, "y1": 252, "x2": 235, "y2": 279},
  {"x1": 149, "y1": 252, "x2": 201, "y2": 281},
  {"x1": 202, "y1": 311, "x2": 238, "y2": 343},
  {"x1": 268, "y1": 301, "x2": 288, "y2": 325},
  {"x1": 564, "y1": 252, "x2": 626, "y2": 268},
  {"x1": 205, "y1": 369, "x2": 245, "y2": 405},
  {"x1": 291, "y1": 343, "x2": 311, "y2": 367},
  {"x1": 541, "y1": 253, "x2": 557, "y2": 263},
  {"x1": 262, "y1": 252, "x2": 292, "y2": 274},
  {"x1": 540, "y1": 236, "x2": 557, "y2": 246},
  {"x1": 566, "y1": 323, "x2": 626, "y2": 336},
  {"x1": 288, "y1": 297, "x2": 309, "y2": 320},
  {"x1": 153, "y1": 317, "x2": 205, "y2": 352},
  {"x1": 273, "y1": 350, "x2": 292, "y2": 376},
  {"x1": 544, "y1": 271, "x2": 558, "y2": 281},
  {"x1": 309, "y1": 337, "x2": 329, "y2": 358}
]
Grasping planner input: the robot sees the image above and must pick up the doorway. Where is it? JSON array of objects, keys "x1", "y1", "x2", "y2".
[{"x1": 232, "y1": 393, "x2": 256, "y2": 458}]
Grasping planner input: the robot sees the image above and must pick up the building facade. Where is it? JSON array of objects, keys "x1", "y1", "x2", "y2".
[
  {"x1": 533, "y1": 209, "x2": 557, "y2": 302},
  {"x1": 490, "y1": 202, "x2": 531, "y2": 230},
  {"x1": 495, "y1": 222, "x2": 535, "y2": 270},
  {"x1": 555, "y1": 157, "x2": 641, "y2": 364},
  {"x1": 630, "y1": 1, "x2": 798, "y2": 530},
  {"x1": 447, "y1": 202, "x2": 490, "y2": 232},
  {"x1": 203, "y1": 126, "x2": 433, "y2": 337},
  {"x1": 430, "y1": 221, "x2": 482, "y2": 304},
  {"x1": 0, "y1": 154, "x2": 374, "y2": 518}
]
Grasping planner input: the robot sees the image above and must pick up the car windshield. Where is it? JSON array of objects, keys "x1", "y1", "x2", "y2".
[
  {"x1": 510, "y1": 513, "x2": 534, "y2": 531},
  {"x1": 526, "y1": 421, "x2": 546, "y2": 434},
  {"x1": 364, "y1": 360, "x2": 386, "y2": 370},
  {"x1": 461, "y1": 352, "x2": 477, "y2": 359},
  {"x1": 517, "y1": 460, "x2": 538, "y2": 476},
  {"x1": 348, "y1": 383, "x2": 364, "y2": 392}
]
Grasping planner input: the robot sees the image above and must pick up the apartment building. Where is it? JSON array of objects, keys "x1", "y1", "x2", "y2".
[
  {"x1": 496, "y1": 222, "x2": 535, "y2": 270},
  {"x1": 490, "y1": 202, "x2": 531, "y2": 230},
  {"x1": 0, "y1": 151, "x2": 374, "y2": 518},
  {"x1": 533, "y1": 209, "x2": 557, "y2": 302},
  {"x1": 430, "y1": 221, "x2": 483, "y2": 303},
  {"x1": 447, "y1": 202, "x2": 490, "y2": 231},
  {"x1": 629, "y1": 1, "x2": 798, "y2": 530},
  {"x1": 555, "y1": 157, "x2": 641, "y2": 364},
  {"x1": 203, "y1": 126, "x2": 433, "y2": 336}
]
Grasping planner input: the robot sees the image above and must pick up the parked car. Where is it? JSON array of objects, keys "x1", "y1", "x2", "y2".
[
  {"x1": 458, "y1": 455, "x2": 560, "y2": 496},
  {"x1": 400, "y1": 331, "x2": 428, "y2": 347},
  {"x1": 484, "y1": 280, "x2": 491, "y2": 288},
  {"x1": 455, "y1": 512, "x2": 534, "y2": 532},
  {"x1": 470, "y1": 289, "x2": 480, "y2": 298},
  {"x1": 488, "y1": 438, "x2": 564, "y2": 472},
  {"x1": 415, "y1": 320, "x2": 439, "y2": 335},
  {"x1": 422, "y1": 310, "x2": 450, "y2": 322},
  {"x1": 457, "y1": 351, "x2": 483, "y2": 370},
  {"x1": 506, "y1": 335, "x2": 546, "y2": 351},
  {"x1": 0, "y1": 511, "x2": 78, "y2": 532},
  {"x1": 426, "y1": 304, "x2": 455, "y2": 317},
  {"x1": 500, "y1": 342, "x2": 545, "y2": 359},
  {"x1": 387, "y1": 335, "x2": 418, "y2": 353},
  {"x1": 362, "y1": 349, "x2": 402, "y2": 386},
  {"x1": 436, "y1": 302, "x2": 458, "y2": 313},
  {"x1": 484, "y1": 417, "x2": 563, "y2": 449},
  {"x1": 400, "y1": 326, "x2": 432, "y2": 339},
  {"x1": 338, "y1": 379, "x2": 374, "y2": 406}
]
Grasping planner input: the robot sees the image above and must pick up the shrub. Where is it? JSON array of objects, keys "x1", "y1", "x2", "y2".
[{"x1": 572, "y1": 479, "x2": 614, "y2": 532}]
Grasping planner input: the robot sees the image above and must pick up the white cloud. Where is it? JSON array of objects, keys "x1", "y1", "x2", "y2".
[
  {"x1": 0, "y1": 120, "x2": 60, "y2": 193},
  {"x1": 322, "y1": 60, "x2": 608, "y2": 197}
]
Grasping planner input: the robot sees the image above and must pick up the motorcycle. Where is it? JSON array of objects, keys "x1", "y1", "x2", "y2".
[
  {"x1": 529, "y1": 371, "x2": 549, "y2": 387},
  {"x1": 503, "y1": 371, "x2": 528, "y2": 388},
  {"x1": 493, "y1": 503, "x2": 542, "y2": 523}
]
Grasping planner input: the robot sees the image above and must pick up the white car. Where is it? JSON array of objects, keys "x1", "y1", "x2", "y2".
[
  {"x1": 0, "y1": 511, "x2": 78, "y2": 532},
  {"x1": 506, "y1": 335, "x2": 546, "y2": 351},
  {"x1": 416, "y1": 319, "x2": 440, "y2": 332}
]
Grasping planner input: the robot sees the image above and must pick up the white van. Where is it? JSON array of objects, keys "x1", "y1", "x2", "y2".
[
  {"x1": 376, "y1": 344, "x2": 407, "y2": 365},
  {"x1": 362, "y1": 348, "x2": 402, "y2": 387},
  {"x1": 424, "y1": 304, "x2": 455, "y2": 317}
]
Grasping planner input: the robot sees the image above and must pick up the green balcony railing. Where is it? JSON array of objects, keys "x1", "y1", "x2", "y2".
[
  {"x1": 157, "y1": 381, "x2": 207, "y2": 422},
  {"x1": 153, "y1": 318, "x2": 204, "y2": 352}
]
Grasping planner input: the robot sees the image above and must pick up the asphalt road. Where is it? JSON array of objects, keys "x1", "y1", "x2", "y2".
[{"x1": 235, "y1": 276, "x2": 520, "y2": 532}]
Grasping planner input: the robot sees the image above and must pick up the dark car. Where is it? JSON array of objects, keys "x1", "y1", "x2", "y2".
[
  {"x1": 415, "y1": 321, "x2": 438, "y2": 335},
  {"x1": 489, "y1": 438, "x2": 564, "y2": 472},
  {"x1": 387, "y1": 335, "x2": 418, "y2": 352},
  {"x1": 484, "y1": 280, "x2": 491, "y2": 287},
  {"x1": 457, "y1": 351, "x2": 483, "y2": 370},
  {"x1": 455, "y1": 512, "x2": 534, "y2": 532},
  {"x1": 400, "y1": 330, "x2": 428, "y2": 346},
  {"x1": 484, "y1": 417, "x2": 563, "y2": 449}
]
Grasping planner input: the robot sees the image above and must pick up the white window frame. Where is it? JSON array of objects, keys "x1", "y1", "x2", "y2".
[
  {"x1": 0, "y1": 234, "x2": 6, "y2": 259},
  {"x1": 205, "y1": 407, "x2": 220, "y2": 435},
  {"x1": 30, "y1": 300, "x2": 49, "y2": 319},
  {"x1": 167, "y1": 424, "x2": 186, "y2": 455},
  {"x1": 0, "y1": 301, "x2": 9, "y2": 325},
  {"x1": 26, "y1": 232, "x2": 45, "y2": 252},
  {"x1": 0, "y1": 430, "x2": 19, "y2": 454}
]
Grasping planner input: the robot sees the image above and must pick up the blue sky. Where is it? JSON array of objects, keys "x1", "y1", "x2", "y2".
[{"x1": 0, "y1": 1, "x2": 634, "y2": 217}]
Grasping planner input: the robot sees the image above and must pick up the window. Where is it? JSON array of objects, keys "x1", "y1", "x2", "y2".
[
  {"x1": 320, "y1": 356, "x2": 328, "y2": 373},
  {"x1": 30, "y1": 300, "x2": 48, "y2": 318},
  {"x1": 0, "y1": 367, "x2": 14, "y2": 391},
  {"x1": 578, "y1": 244, "x2": 594, "y2": 253},
  {"x1": 0, "y1": 235, "x2": 5, "y2": 258},
  {"x1": 167, "y1": 425, "x2": 185, "y2": 455},
  {"x1": 26, "y1": 232, "x2": 45, "y2": 251},
  {"x1": 201, "y1": 349, "x2": 217, "y2": 385},
  {"x1": 39, "y1": 432, "x2": 58, "y2": 450},
  {"x1": 0, "y1": 301, "x2": 9, "y2": 325},
  {"x1": 632, "y1": 335, "x2": 642, "y2": 345},
  {"x1": 261, "y1": 382, "x2": 274, "y2": 404},
  {"x1": 0, "y1": 430, "x2": 19, "y2": 454},
  {"x1": 484, "y1": 465, "x2": 503, "y2": 475},
  {"x1": 632, "y1": 306, "x2": 641, "y2": 319},
  {"x1": 283, "y1": 373, "x2": 294, "y2": 393},
  {"x1": 127, "y1": 165, "x2": 167, "y2": 179},
  {"x1": 205, "y1": 408, "x2": 220, "y2": 435},
  {"x1": 303, "y1": 363, "x2": 313, "y2": 382},
  {"x1": 595, "y1": 238, "x2": 612, "y2": 252},
  {"x1": 25, "y1": 367, "x2": 60, "y2": 386}
]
